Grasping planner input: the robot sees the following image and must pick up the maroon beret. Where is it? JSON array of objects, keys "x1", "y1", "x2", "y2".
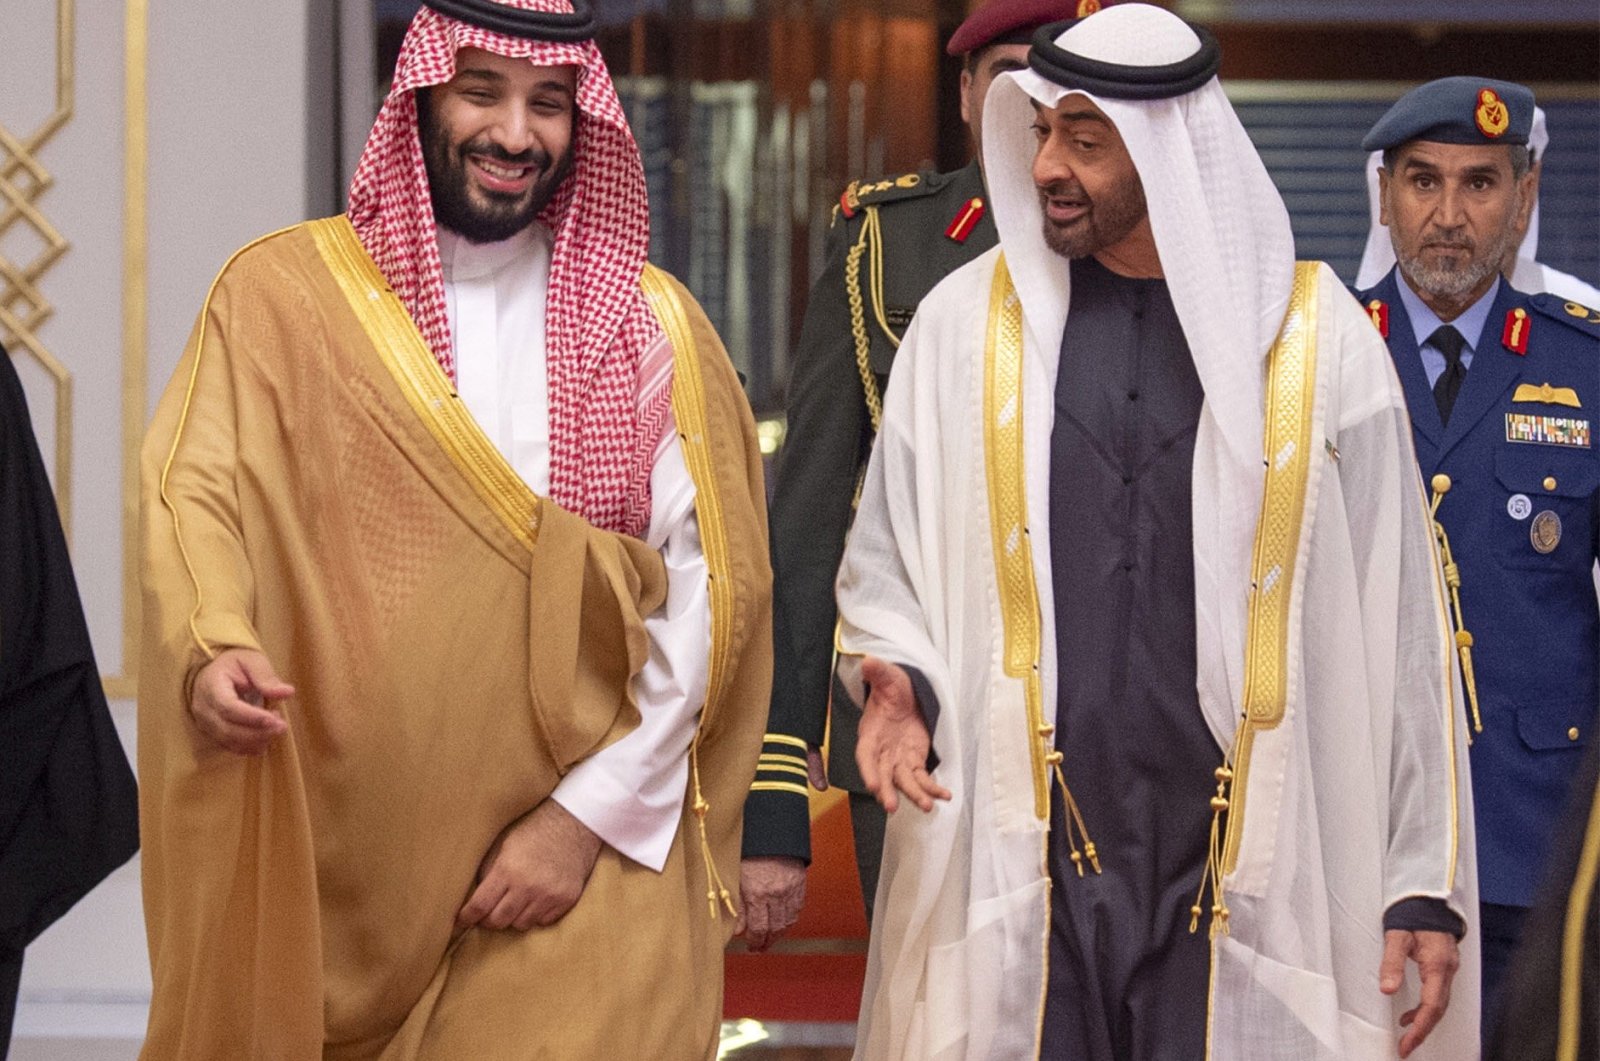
[{"x1": 946, "y1": 0, "x2": 1099, "y2": 57}]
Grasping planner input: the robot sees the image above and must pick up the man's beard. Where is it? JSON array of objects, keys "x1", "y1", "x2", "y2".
[
  {"x1": 418, "y1": 93, "x2": 574, "y2": 244},
  {"x1": 1398, "y1": 220, "x2": 1518, "y2": 302},
  {"x1": 1037, "y1": 176, "x2": 1148, "y2": 259}
]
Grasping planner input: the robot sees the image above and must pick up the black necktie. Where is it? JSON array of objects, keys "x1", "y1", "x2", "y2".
[{"x1": 1430, "y1": 325, "x2": 1468, "y2": 426}]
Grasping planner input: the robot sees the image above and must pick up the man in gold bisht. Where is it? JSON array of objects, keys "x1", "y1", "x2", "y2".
[
  {"x1": 837, "y1": 5, "x2": 1477, "y2": 1059},
  {"x1": 137, "y1": 1, "x2": 770, "y2": 1056}
]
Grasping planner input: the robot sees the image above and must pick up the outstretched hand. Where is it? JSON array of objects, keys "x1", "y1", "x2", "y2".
[
  {"x1": 189, "y1": 648, "x2": 294, "y2": 754},
  {"x1": 1380, "y1": 928, "x2": 1460, "y2": 1058},
  {"x1": 855, "y1": 656, "x2": 950, "y2": 814}
]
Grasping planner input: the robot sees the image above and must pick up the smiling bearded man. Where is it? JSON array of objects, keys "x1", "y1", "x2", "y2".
[
  {"x1": 836, "y1": 6, "x2": 1477, "y2": 1059},
  {"x1": 136, "y1": 1, "x2": 771, "y2": 1057}
]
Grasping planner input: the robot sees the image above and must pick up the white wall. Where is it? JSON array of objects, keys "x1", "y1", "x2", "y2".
[{"x1": 7, "y1": 0, "x2": 317, "y2": 1047}]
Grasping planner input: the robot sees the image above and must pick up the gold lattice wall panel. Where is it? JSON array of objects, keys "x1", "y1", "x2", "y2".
[{"x1": 1, "y1": 0, "x2": 75, "y2": 530}]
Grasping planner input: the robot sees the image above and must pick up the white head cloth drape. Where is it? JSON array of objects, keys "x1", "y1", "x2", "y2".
[
  {"x1": 838, "y1": 5, "x2": 1477, "y2": 1058},
  {"x1": 1356, "y1": 105, "x2": 1600, "y2": 304}
]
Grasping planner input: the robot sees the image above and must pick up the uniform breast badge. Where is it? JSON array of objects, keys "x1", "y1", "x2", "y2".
[
  {"x1": 1507, "y1": 494, "x2": 1532, "y2": 520},
  {"x1": 1511, "y1": 382, "x2": 1582, "y2": 408},
  {"x1": 1506, "y1": 413, "x2": 1592, "y2": 448},
  {"x1": 1475, "y1": 88, "x2": 1510, "y2": 138},
  {"x1": 1531, "y1": 509, "x2": 1563, "y2": 554}
]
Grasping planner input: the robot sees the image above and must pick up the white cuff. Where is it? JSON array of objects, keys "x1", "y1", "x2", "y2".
[{"x1": 550, "y1": 438, "x2": 709, "y2": 870}]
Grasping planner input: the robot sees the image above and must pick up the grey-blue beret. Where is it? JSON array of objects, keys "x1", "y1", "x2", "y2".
[{"x1": 1362, "y1": 76, "x2": 1535, "y2": 152}]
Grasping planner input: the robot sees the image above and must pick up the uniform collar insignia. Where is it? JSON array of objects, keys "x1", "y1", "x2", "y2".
[
  {"x1": 1366, "y1": 299, "x2": 1389, "y2": 339},
  {"x1": 1502, "y1": 306, "x2": 1530, "y2": 355},
  {"x1": 946, "y1": 197, "x2": 986, "y2": 243}
]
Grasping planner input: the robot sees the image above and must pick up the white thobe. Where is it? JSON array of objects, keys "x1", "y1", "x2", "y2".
[{"x1": 438, "y1": 224, "x2": 709, "y2": 872}]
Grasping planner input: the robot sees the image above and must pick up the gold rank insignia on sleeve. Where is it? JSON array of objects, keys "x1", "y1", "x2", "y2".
[{"x1": 750, "y1": 733, "x2": 811, "y2": 797}]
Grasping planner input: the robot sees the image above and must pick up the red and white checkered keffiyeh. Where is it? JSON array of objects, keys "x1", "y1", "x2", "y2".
[{"x1": 347, "y1": 0, "x2": 674, "y2": 539}]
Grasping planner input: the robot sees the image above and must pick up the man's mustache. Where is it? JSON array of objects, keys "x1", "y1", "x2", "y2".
[
  {"x1": 459, "y1": 139, "x2": 552, "y2": 169},
  {"x1": 1420, "y1": 228, "x2": 1474, "y2": 253},
  {"x1": 1038, "y1": 180, "x2": 1088, "y2": 202}
]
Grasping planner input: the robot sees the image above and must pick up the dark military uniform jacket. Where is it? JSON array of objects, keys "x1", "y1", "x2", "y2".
[
  {"x1": 1356, "y1": 268, "x2": 1600, "y2": 909},
  {"x1": 743, "y1": 162, "x2": 997, "y2": 862}
]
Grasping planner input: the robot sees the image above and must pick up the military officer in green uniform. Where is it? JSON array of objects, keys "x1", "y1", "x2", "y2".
[{"x1": 735, "y1": 0, "x2": 1104, "y2": 950}]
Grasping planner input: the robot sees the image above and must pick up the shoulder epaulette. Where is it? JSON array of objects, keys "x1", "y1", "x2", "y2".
[
  {"x1": 836, "y1": 170, "x2": 944, "y2": 219},
  {"x1": 1530, "y1": 292, "x2": 1600, "y2": 336},
  {"x1": 855, "y1": 170, "x2": 943, "y2": 207}
]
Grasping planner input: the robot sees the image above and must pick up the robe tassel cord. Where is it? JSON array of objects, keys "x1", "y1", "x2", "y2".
[
  {"x1": 690, "y1": 743, "x2": 738, "y2": 920},
  {"x1": 1429, "y1": 479, "x2": 1483, "y2": 738},
  {"x1": 1189, "y1": 750, "x2": 1238, "y2": 937},
  {"x1": 1049, "y1": 754, "x2": 1102, "y2": 876},
  {"x1": 1186, "y1": 261, "x2": 1322, "y2": 940}
]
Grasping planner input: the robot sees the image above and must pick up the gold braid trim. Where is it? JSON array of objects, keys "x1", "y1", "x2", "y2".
[
  {"x1": 982, "y1": 256, "x2": 1054, "y2": 822},
  {"x1": 844, "y1": 207, "x2": 886, "y2": 435},
  {"x1": 640, "y1": 265, "x2": 738, "y2": 921},
  {"x1": 1190, "y1": 261, "x2": 1322, "y2": 940}
]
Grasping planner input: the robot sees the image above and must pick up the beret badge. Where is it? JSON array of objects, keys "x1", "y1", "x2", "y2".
[
  {"x1": 1475, "y1": 88, "x2": 1510, "y2": 139},
  {"x1": 1076, "y1": 0, "x2": 1101, "y2": 15}
]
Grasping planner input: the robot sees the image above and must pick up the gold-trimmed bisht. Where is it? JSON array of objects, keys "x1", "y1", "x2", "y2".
[
  {"x1": 1189, "y1": 261, "x2": 1321, "y2": 938},
  {"x1": 984, "y1": 255, "x2": 1102, "y2": 872},
  {"x1": 641, "y1": 264, "x2": 739, "y2": 920}
]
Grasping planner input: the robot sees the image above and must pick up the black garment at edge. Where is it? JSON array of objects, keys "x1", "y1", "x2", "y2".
[
  {"x1": 0, "y1": 346, "x2": 140, "y2": 1054},
  {"x1": 1038, "y1": 257, "x2": 1214, "y2": 1060},
  {"x1": 1488, "y1": 740, "x2": 1600, "y2": 1061}
]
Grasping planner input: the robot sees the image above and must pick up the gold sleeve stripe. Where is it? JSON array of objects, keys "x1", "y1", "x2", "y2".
[
  {"x1": 750, "y1": 781, "x2": 810, "y2": 798},
  {"x1": 763, "y1": 733, "x2": 809, "y2": 750},
  {"x1": 759, "y1": 753, "x2": 809, "y2": 770},
  {"x1": 756, "y1": 763, "x2": 810, "y2": 781}
]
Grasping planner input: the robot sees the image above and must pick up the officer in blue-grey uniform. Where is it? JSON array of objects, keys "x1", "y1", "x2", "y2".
[{"x1": 1355, "y1": 75, "x2": 1600, "y2": 1032}]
